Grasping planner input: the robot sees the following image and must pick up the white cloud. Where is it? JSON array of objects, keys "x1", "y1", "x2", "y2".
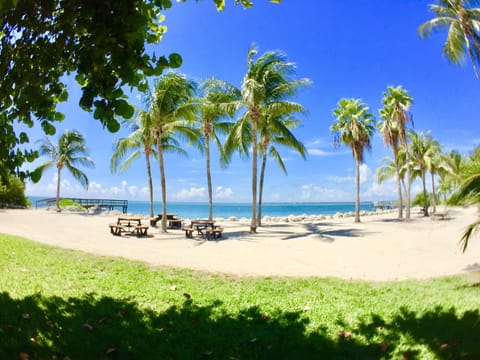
[
  {"x1": 299, "y1": 184, "x2": 349, "y2": 202},
  {"x1": 175, "y1": 186, "x2": 206, "y2": 200},
  {"x1": 359, "y1": 164, "x2": 373, "y2": 184},
  {"x1": 215, "y1": 186, "x2": 233, "y2": 199}
]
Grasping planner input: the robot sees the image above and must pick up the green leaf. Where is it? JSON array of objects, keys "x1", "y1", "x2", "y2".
[
  {"x1": 106, "y1": 118, "x2": 121, "y2": 133},
  {"x1": 30, "y1": 168, "x2": 42, "y2": 183},
  {"x1": 169, "y1": 53, "x2": 182, "y2": 68},
  {"x1": 114, "y1": 100, "x2": 135, "y2": 119}
]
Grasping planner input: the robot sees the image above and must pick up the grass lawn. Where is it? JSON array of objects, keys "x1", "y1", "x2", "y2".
[{"x1": 0, "y1": 234, "x2": 479, "y2": 359}]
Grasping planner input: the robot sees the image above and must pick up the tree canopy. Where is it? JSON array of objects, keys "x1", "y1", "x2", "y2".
[{"x1": 0, "y1": 0, "x2": 280, "y2": 181}]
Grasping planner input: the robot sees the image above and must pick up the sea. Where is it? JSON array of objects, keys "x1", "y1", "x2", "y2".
[{"x1": 29, "y1": 196, "x2": 376, "y2": 219}]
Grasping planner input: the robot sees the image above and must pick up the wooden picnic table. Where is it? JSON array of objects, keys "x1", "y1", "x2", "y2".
[
  {"x1": 184, "y1": 220, "x2": 223, "y2": 240},
  {"x1": 109, "y1": 216, "x2": 149, "y2": 237}
]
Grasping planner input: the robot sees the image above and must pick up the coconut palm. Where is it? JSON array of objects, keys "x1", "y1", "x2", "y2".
[
  {"x1": 236, "y1": 45, "x2": 309, "y2": 233},
  {"x1": 331, "y1": 98, "x2": 375, "y2": 223},
  {"x1": 197, "y1": 78, "x2": 241, "y2": 220},
  {"x1": 37, "y1": 130, "x2": 94, "y2": 211},
  {"x1": 376, "y1": 152, "x2": 408, "y2": 202},
  {"x1": 425, "y1": 144, "x2": 448, "y2": 213},
  {"x1": 149, "y1": 72, "x2": 199, "y2": 232},
  {"x1": 449, "y1": 161, "x2": 480, "y2": 251},
  {"x1": 419, "y1": 0, "x2": 480, "y2": 78},
  {"x1": 111, "y1": 110, "x2": 157, "y2": 218},
  {"x1": 381, "y1": 86, "x2": 414, "y2": 221},
  {"x1": 257, "y1": 113, "x2": 307, "y2": 226},
  {"x1": 408, "y1": 131, "x2": 441, "y2": 216},
  {"x1": 378, "y1": 105, "x2": 404, "y2": 218},
  {"x1": 438, "y1": 149, "x2": 465, "y2": 200}
]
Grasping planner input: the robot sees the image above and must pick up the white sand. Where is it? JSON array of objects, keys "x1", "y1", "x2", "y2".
[{"x1": 1, "y1": 206, "x2": 479, "y2": 281}]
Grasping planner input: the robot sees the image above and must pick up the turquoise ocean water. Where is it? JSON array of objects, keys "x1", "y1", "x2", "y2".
[{"x1": 30, "y1": 196, "x2": 375, "y2": 219}]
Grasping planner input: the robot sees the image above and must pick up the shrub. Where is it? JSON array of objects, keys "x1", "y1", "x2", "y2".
[
  {"x1": 0, "y1": 175, "x2": 30, "y2": 208},
  {"x1": 59, "y1": 199, "x2": 85, "y2": 210}
]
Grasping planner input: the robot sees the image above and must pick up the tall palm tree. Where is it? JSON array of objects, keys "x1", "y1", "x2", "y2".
[
  {"x1": 257, "y1": 113, "x2": 307, "y2": 226},
  {"x1": 236, "y1": 45, "x2": 309, "y2": 233},
  {"x1": 381, "y1": 86, "x2": 414, "y2": 221},
  {"x1": 425, "y1": 140, "x2": 446, "y2": 213},
  {"x1": 37, "y1": 130, "x2": 94, "y2": 211},
  {"x1": 376, "y1": 154, "x2": 408, "y2": 202},
  {"x1": 408, "y1": 131, "x2": 441, "y2": 216},
  {"x1": 378, "y1": 105, "x2": 403, "y2": 218},
  {"x1": 149, "y1": 72, "x2": 199, "y2": 232},
  {"x1": 111, "y1": 110, "x2": 157, "y2": 218},
  {"x1": 331, "y1": 98, "x2": 375, "y2": 223},
  {"x1": 419, "y1": 0, "x2": 480, "y2": 78},
  {"x1": 197, "y1": 78, "x2": 240, "y2": 220}
]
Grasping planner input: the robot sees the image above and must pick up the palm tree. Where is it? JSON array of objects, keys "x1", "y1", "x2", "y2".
[
  {"x1": 236, "y1": 45, "x2": 310, "y2": 233},
  {"x1": 257, "y1": 113, "x2": 307, "y2": 226},
  {"x1": 197, "y1": 78, "x2": 240, "y2": 220},
  {"x1": 376, "y1": 153, "x2": 408, "y2": 202},
  {"x1": 438, "y1": 149, "x2": 465, "y2": 200},
  {"x1": 408, "y1": 131, "x2": 441, "y2": 216},
  {"x1": 378, "y1": 105, "x2": 403, "y2": 218},
  {"x1": 37, "y1": 130, "x2": 94, "y2": 211},
  {"x1": 381, "y1": 86, "x2": 414, "y2": 221},
  {"x1": 419, "y1": 0, "x2": 480, "y2": 78},
  {"x1": 449, "y1": 160, "x2": 480, "y2": 251},
  {"x1": 149, "y1": 72, "x2": 199, "y2": 232},
  {"x1": 331, "y1": 98, "x2": 375, "y2": 223},
  {"x1": 111, "y1": 110, "x2": 157, "y2": 218}
]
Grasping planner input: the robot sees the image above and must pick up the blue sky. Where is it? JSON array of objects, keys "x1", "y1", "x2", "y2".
[{"x1": 23, "y1": 0, "x2": 480, "y2": 203}]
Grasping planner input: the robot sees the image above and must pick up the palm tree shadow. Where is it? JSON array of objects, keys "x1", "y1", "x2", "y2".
[{"x1": 281, "y1": 223, "x2": 370, "y2": 242}]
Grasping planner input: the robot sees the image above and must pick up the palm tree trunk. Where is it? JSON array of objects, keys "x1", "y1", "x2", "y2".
[
  {"x1": 157, "y1": 137, "x2": 168, "y2": 233},
  {"x1": 355, "y1": 159, "x2": 360, "y2": 223},
  {"x1": 250, "y1": 118, "x2": 258, "y2": 234},
  {"x1": 421, "y1": 170, "x2": 429, "y2": 216},
  {"x1": 145, "y1": 153, "x2": 154, "y2": 218},
  {"x1": 257, "y1": 149, "x2": 268, "y2": 227},
  {"x1": 405, "y1": 151, "x2": 411, "y2": 222},
  {"x1": 56, "y1": 167, "x2": 61, "y2": 211},
  {"x1": 431, "y1": 171, "x2": 436, "y2": 214},
  {"x1": 393, "y1": 149, "x2": 403, "y2": 219},
  {"x1": 466, "y1": 38, "x2": 480, "y2": 79},
  {"x1": 206, "y1": 135, "x2": 213, "y2": 221}
]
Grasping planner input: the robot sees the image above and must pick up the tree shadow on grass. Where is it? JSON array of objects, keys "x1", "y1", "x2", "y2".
[
  {"x1": 349, "y1": 306, "x2": 480, "y2": 359},
  {"x1": 1, "y1": 292, "x2": 478, "y2": 359}
]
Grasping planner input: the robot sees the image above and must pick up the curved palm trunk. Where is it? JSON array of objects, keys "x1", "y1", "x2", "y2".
[
  {"x1": 393, "y1": 149, "x2": 403, "y2": 219},
  {"x1": 156, "y1": 137, "x2": 168, "y2": 233},
  {"x1": 145, "y1": 152, "x2": 154, "y2": 218},
  {"x1": 431, "y1": 171, "x2": 436, "y2": 214},
  {"x1": 206, "y1": 135, "x2": 213, "y2": 221},
  {"x1": 56, "y1": 166, "x2": 62, "y2": 211},
  {"x1": 257, "y1": 149, "x2": 268, "y2": 227},
  {"x1": 250, "y1": 118, "x2": 258, "y2": 234},
  {"x1": 355, "y1": 159, "x2": 360, "y2": 223}
]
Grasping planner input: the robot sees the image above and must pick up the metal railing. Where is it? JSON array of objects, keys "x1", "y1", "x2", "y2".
[{"x1": 35, "y1": 197, "x2": 128, "y2": 213}]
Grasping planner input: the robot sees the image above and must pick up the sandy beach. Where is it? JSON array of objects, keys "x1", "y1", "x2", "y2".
[{"x1": 1, "y1": 206, "x2": 479, "y2": 281}]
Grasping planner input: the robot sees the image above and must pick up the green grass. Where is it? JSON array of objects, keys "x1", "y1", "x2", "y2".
[{"x1": 0, "y1": 234, "x2": 479, "y2": 359}]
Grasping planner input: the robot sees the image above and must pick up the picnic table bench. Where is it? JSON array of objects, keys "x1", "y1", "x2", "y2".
[
  {"x1": 204, "y1": 227, "x2": 224, "y2": 240},
  {"x1": 109, "y1": 216, "x2": 149, "y2": 237}
]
